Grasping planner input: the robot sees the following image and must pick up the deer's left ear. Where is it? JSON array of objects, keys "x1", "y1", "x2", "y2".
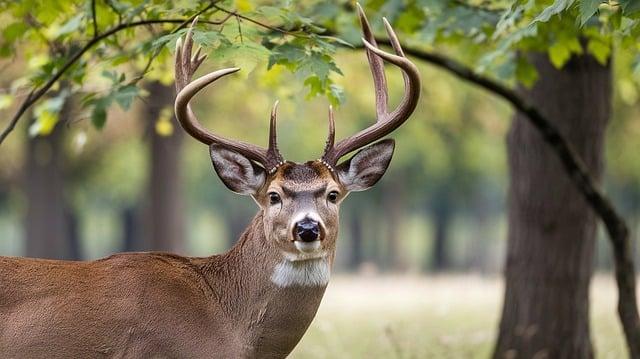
[
  {"x1": 210, "y1": 145, "x2": 266, "y2": 195},
  {"x1": 336, "y1": 139, "x2": 395, "y2": 192}
]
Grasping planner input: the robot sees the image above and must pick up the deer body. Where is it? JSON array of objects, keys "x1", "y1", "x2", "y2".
[
  {"x1": 1, "y1": 6, "x2": 420, "y2": 358},
  {"x1": 1, "y1": 213, "x2": 330, "y2": 358}
]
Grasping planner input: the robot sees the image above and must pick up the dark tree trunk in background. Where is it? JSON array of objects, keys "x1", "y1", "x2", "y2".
[
  {"x1": 348, "y1": 213, "x2": 364, "y2": 271},
  {"x1": 494, "y1": 52, "x2": 611, "y2": 358},
  {"x1": 65, "y1": 208, "x2": 81, "y2": 260},
  {"x1": 121, "y1": 206, "x2": 137, "y2": 252},
  {"x1": 139, "y1": 82, "x2": 185, "y2": 253},
  {"x1": 24, "y1": 122, "x2": 78, "y2": 260},
  {"x1": 383, "y1": 178, "x2": 405, "y2": 271},
  {"x1": 430, "y1": 191, "x2": 452, "y2": 271}
]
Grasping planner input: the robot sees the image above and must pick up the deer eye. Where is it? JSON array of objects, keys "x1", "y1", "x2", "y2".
[
  {"x1": 327, "y1": 191, "x2": 339, "y2": 203},
  {"x1": 268, "y1": 192, "x2": 281, "y2": 205}
]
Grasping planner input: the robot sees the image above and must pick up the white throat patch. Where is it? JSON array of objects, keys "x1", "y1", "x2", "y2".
[{"x1": 270, "y1": 258, "x2": 330, "y2": 288}]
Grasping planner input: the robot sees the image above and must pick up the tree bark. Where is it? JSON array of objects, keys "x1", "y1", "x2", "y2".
[
  {"x1": 139, "y1": 82, "x2": 185, "y2": 253},
  {"x1": 382, "y1": 178, "x2": 406, "y2": 271},
  {"x1": 120, "y1": 206, "x2": 137, "y2": 252},
  {"x1": 494, "y1": 53, "x2": 611, "y2": 358},
  {"x1": 430, "y1": 191, "x2": 452, "y2": 272},
  {"x1": 348, "y1": 213, "x2": 364, "y2": 271},
  {"x1": 24, "y1": 122, "x2": 77, "y2": 260}
]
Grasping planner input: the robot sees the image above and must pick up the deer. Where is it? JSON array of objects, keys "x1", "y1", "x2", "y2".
[{"x1": 0, "y1": 5, "x2": 420, "y2": 358}]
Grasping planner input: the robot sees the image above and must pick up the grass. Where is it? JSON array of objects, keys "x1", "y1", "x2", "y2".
[{"x1": 290, "y1": 275, "x2": 627, "y2": 359}]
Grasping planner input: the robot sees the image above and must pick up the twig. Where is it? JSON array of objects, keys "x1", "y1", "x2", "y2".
[
  {"x1": 213, "y1": 4, "x2": 299, "y2": 36},
  {"x1": 130, "y1": 7, "x2": 228, "y2": 85},
  {"x1": 91, "y1": 0, "x2": 98, "y2": 38},
  {"x1": 105, "y1": 0, "x2": 123, "y2": 25},
  {"x1": 235, "y1": 15, "x2": 243, "y2": 43},
  {"x1": 0, "y1": 6, "x2": 226, "y2": 145}
]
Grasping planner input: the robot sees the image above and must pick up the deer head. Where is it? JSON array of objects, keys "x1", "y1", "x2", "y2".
[{"x1": 174, "y1": 5, "x2": 420, "y2": 265}]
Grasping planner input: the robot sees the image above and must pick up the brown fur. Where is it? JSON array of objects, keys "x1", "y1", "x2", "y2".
[
  {"x1": 0, "y1": 163, "x2": 339, "y2": 358},
  {"x1": 0, "y1": 212, "x2": 329, "y2": 358},
  {"x1": 0, "y1": 146, "x2": 393, "y2": 357}
]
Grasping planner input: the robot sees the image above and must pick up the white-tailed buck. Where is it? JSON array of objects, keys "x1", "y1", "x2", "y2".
[{"x1": 0, "y1": 5, "x2": 420, "y2": 358}]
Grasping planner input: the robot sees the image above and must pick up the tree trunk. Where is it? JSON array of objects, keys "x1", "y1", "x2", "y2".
[
  {"x1": 121, "y1": 206, "x2": 137, "y2": 252},
  {"x1": 430, "y1": 191, "x2": 452, "y2": 272},
  {"x1": 24, "y1": 109, "x2": 78, "y2": 260},
  {"x1": 494, "y1": 52, "x2": 611, "y2": 358},
  {"x1": 383, "y1": 179, "x2": 405, "y2": 271},
  {"x1": 140, "y1": 82, "x2": 185, "y2": 253},
  {"x1": 348, "y1": 213, "x2": 364, "y2": 271}
]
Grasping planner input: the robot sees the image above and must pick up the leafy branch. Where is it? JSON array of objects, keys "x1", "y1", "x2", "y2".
[
  {"x1": 0, "y1": 3, "x2": 349, "y2": 144},
  {"x1": 0, "y1": 2, "x2": 225, "y2": 145}
]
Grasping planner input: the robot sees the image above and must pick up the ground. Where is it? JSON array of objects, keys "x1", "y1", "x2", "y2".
[{"x1": 290, "y1": 275, "x2": 626, "y2": 358}]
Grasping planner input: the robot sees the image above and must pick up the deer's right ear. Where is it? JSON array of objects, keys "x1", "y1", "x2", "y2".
[
  {"x1": 335, "y1": 139, "x2": 395, "y2": 192},
  {"x1": 210, "y1": 145, "x2": 266, "y2": 195}
]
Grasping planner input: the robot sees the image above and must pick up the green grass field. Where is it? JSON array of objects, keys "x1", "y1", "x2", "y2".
[{"x1": 290, "y1": 275, "x2": 627, "y2": 359}]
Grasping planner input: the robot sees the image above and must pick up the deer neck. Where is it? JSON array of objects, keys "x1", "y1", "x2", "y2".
[{"x1": 199, "y1": 212, "x2": 334, "y2": 355}]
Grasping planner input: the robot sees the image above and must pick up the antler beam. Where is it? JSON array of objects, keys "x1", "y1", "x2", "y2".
[
  {"x1": 174, "y1": 17, "x2": 283, "y2": 170},
  {"x1": 321, "y1": 4, "x2": 421, "y2": 165}
]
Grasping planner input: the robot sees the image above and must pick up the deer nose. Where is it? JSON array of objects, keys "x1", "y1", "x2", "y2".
[{"x1": 295, "y1": 218, "x2": 320, "y2": 242}]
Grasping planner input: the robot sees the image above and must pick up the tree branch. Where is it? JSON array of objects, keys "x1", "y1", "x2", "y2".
[
  {"x1": 371, "y1": 40, "x2": 640, "y2": 357},
  {"x1": 91, "y1": 0, "x2": 98, "y2": 38},
  {"x1": 0, "y1": 7, "x2": 227, "y2": 145}
]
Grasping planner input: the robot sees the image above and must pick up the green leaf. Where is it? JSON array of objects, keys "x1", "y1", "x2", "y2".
[
  {"x1": 2, "y1": 22, "x2": 28, "y2": 43},
  {"x1": 587, "y1": 39, "x2": 611, "y2": 65},
  {"x1": 515, "y1": 57, "x2": 538, "y2": 88},
  {"x1": 111, "y1": 85, "x2": 139, "y2": 110},
  {"x1": 547, "y1": 34, "x2": 583, "y2": 69},
  {"x1": 328, "y1": 84, "x2": 345, "y2": 106},
  {"x1": 548, "y1": 41, "x2": 571, "y2": 68},
  {"x1": 91, "y1": 101, "x2": 108, "y2": 129},
  {"x1": 531, "y1": 0, "x2": 575, "y2": 24},
  {"x1": 620, "y1": 0, "x2": 640, "y2": 14},
  {"x1": 303, "y1": 75, "x2": 324, "y2": 98},
  {"x1": 28, "y1": 93, "x2": 68, "y2": 136},
  {"x1": 52, "y1": 13, "x2": 84, "y2": 38},
  {"x1": 29, "y1": 109, "x2": 58, "y2": 137},
  {"x1": 580, "y1": 0, "x2": 601, "y2": 25}
]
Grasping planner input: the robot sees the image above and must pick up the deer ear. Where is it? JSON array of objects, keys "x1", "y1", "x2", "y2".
[
  {"x1": 336, "y1": 139, "x2": 395, "y2": 192},
  {"x1": 210, "y1": 145, "x2": 266, "y2": 195}
]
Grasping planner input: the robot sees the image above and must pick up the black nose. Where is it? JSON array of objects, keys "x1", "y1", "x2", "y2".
[{"x1": 295, "y1": 219, "x2": 320, "y2": 242}]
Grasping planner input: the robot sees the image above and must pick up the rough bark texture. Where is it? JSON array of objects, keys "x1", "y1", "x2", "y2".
[
  {"x1": 494, "y1": 53, "x2": 611, "y2": 358},
  {"x1": 139, "y1": 82, "x2": 185, "y2": 253},
  {"x1": 24, "y1": 115, "x2": 77, "y2": 260}
]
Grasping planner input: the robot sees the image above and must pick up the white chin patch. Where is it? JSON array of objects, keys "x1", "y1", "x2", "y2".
[
  {"x1": 270, "y1": 257, "x2": 330, "y2": 288},
  {"x1": 294, "y1": 240, "x2": 321, "y2": 253}
]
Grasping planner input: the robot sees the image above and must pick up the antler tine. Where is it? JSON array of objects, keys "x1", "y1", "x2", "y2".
[
  {"x1": 356, "y1": 3, "x2": 388, "y2": 120},
  {"x1": 267, "y1": 101, "x2": 284, "y2": 168},
  {"x1": 321, "y1": 6, "x2": 421, "y2": 165},
  {"x1": 323, "y1": 105, "x2": 335, "y2": 157},
  {"x1": 174, "y1": 18, "x2": 270, "y2": 165}
]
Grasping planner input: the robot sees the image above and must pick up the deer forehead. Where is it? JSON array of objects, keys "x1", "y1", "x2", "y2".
[{"x1": 269, "y1": 161, "x2": 339, "y2": 193}]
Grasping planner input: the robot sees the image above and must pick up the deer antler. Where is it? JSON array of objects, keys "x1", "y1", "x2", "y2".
[
  {"x1": 174, "y1": 17, "x2": 284, "y2": 171},
  {"x1": 321, "y1": 4, "x2": 421, "y2": 166}
]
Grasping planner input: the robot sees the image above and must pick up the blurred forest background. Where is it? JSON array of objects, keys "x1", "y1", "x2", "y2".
[{"x1": 1, "y1": 0, "x2": 640, "y2": 357}]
